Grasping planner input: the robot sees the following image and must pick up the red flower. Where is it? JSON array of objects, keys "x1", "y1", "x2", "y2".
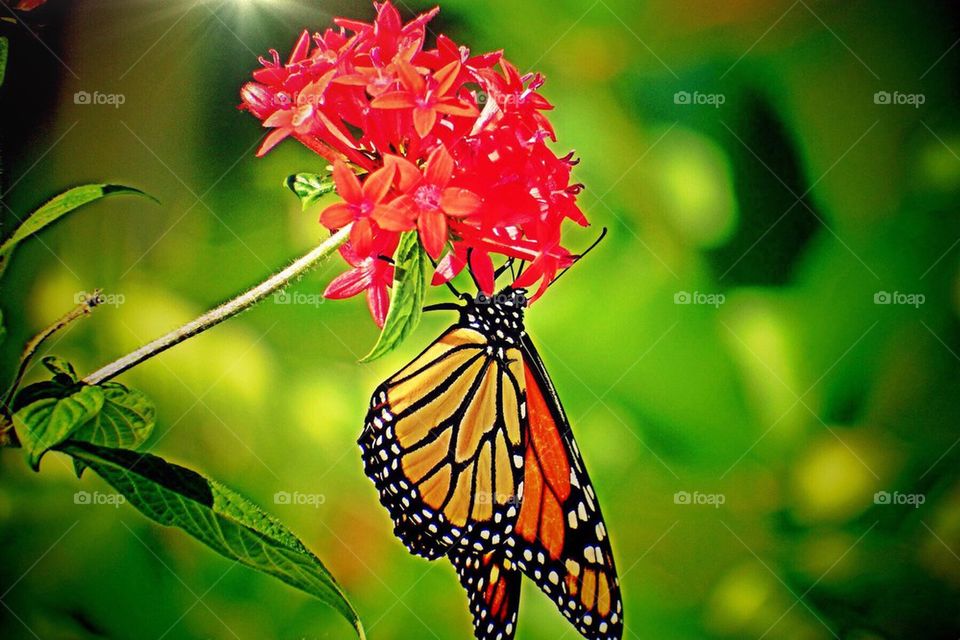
[
  {"x1": 387, "y1": 145, "x2": 482, "y2": 259},
  {"x1": 320, "y1": 161, "x2": 410, "y2": 256},
  {"x1": 324, "y1": 235, "x2": 398, "y2": 328},
  {"x1": 242, "y1": 1, "x2": 593, "y2": 324},
  {"x1": 256, "y1": 69, "x2": 356, "y2": 158},
  {"x1": 371, "y1": 59, "x2": 478, "y2": 138}
]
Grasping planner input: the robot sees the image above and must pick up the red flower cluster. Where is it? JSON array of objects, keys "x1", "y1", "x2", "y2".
[{"x1": 240, "y1": 1, "x2": 588, "y2": 326}]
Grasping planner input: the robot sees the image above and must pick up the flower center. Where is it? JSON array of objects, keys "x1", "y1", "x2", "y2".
[
  {"x1": 413, "y1": 184, "x2": 442, "y2": 211},
  {"x1": 358, "y1": 200, "x2": 375, "y2": 217}
]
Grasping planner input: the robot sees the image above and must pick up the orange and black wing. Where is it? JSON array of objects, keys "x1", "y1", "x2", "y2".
[
  {"x1": 360, "y1": 326, "x2": 527, "y2": 560},
  {"x1": 506, "y1": 335, "x2": 623, "y2": 640},
  {"x1": 450, "y1": 550, "x2": 521, "y2": 640}
]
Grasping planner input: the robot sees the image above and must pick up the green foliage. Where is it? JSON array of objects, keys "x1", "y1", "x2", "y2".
[
  {"x1": 286, "y1": 172, "x2": 336, "y2": 210},
  {"x1": 0, "y1": 36, "x2": 7, "y2": 88},
  {"x1": 70, "y1": 382, "x2": 156, "y2": 449},
  {"x1": 0, "y1": 184, "x2": 155, "y2": 277},
  {"x1": 62, "y1": 442, "x2": 365, "y2": 639},
  {"x1": 0, "y1": 175, "x2": 364, "y2": 634},
  {"x1": 361, "y1": 230, "x2": 428, "y2": 362},
  {"x1": 14, "y1": 384, "x2": 104, "y2": 470},
  {"x1": 41, "y1": 355, "x2": 78, "y2": 379}
]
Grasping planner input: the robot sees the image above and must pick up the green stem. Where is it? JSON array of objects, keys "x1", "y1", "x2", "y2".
[
  {"x1": 2, "y1": 291, "x2": 104, "y2": 411},
  {"x1": 82, "y1": 226, "x2": 351, "y2": 386}
]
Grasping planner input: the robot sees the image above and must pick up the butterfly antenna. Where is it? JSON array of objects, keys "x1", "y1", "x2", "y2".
[
  {"x1": 465, "y1": 248, "x2": 483, "y2": 293},
  {"x1": 423, "y1": 302, "x2": 463, "y2": 313},
  {"x1": 549, "y1": 226, "x2": 608, "y2": 288},
  {"x1": 494, "y1": 257, "x2": 515, "y2": 279}
]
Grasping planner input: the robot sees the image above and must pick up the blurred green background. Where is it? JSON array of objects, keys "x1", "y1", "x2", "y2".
[{"x1": 2, "y1": 0, "x2": 960, "y2": 638}]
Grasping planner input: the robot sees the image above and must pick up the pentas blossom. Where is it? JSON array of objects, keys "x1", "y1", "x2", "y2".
[{"x1": 240, "y1": 1, "x2": 588, "y2": 325}]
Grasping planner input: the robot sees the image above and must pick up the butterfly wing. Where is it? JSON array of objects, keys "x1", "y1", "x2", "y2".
[
  {"x1": 450, "y1": 550, "x2": 521, "y2": 640},
  {"x1": 507, "y1": 334, "x2": 624, "y2": 640},
  {"x1": 360, "y1": 326, "x2": 527, "y2": 560}
]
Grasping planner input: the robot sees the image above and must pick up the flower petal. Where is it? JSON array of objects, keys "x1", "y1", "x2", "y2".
[
  {"x1": 288, "y1": 30, "x2": 312, "y2": 64},
  {"x1": 371, "y1": 91, "x2": 418, "y2": 109},
  {"x1": 384, "y1": 154, "x2": 423, "y2": 192},
  {"x1": 440, "y1": 187, "x2": 481, "y2": 217},
  {"x1": 413, "y1": 106, "x2": 437, "y2": 138},
  {"x1": 255, "y1": 128, "x2": 291, "y2": 157},
  {"x1": 351, "y1": 218, "x2": 375, "y2": 257},
  {"x1": 395, "y1": 58, "x2": 426, "y2": 94},
  {"x1": 373, "y1": 204, "x2": 416, "y2": 231},
  {"x1": 425, "y1": 145, "x2": 454, "y2": 186},
  {"x1": 362, "y1": 163, "x2": 396, "y2": 203},
  {"x1": 468, "y1": 249, "x2": 495, "y2": 295},
  {"x1": 431, "y1": 247, "x2": 467, "y2": 285},
  {"x1": 332, "y1": 160, "x2": 363, "y2": 203},
  {"x1": 434, "y1": 60, "x2": 461, "y2": 95},
  {"x1": 435, "y1": 98, "x2": 480, "y2": 117},
  {"x1": 263, "y1": 109, "x2": 294, "y2": 128},
  {"x1": 324, "y1": 267, "x2": 372, "y2": 300},
  {"x1": 367, "y1": 283, "x2": 391, "y2": 328},
  {"x1": 291, "y1": 104, "x2": 314, "y2": 129},
  {"x1": 319, "y1": 202, "x2": 354, "y2": 229},
  {"x1": 417, "y1": 209, "x2": 448, "y2": 259}
]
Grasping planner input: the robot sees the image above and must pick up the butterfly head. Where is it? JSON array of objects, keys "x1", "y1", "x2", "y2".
[{"x1": 459, "y1": 287, "x2": 528, "y2": 345}]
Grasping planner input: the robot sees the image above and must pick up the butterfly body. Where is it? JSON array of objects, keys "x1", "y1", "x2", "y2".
[{"x1": 360, "y1": 290, "x2": 623, "y2": 640}]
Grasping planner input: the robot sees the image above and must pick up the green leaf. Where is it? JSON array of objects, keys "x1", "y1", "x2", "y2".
[
  {"x1": 70, "y1": 383, "x2": 156, "y2": 450},
  {"x1": 61, "y1": 442, "x2": 365, "y2": 638},
  {"x1": 0, "y1": 184, "x2": 156, "y2": 277},
  {"x1": 11, "y1": 378, "x2": 75, "y2": 412},
  {"x1": 42, "y1": 355, "x2": 78, "y2": 381},
  {"x1": 361, "y1": 231, "x2": 428, "y2": 362},
  {"x1": 14, "y1": 385, "x2": 105, "y2": 470},
  {"x1": 285, "y1": 172, "x2": 336, "y2": 210},
  {"x1": 0, "y1": 37, "x2": 7, "y2": 88}
]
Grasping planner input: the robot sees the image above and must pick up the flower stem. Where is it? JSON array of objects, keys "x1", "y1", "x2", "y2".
[
  {"x1": 82, "y1": 226, "x2": 351, "y2": 386},
  {"x1": 2, "y1": 291, "x2": 105, "y2": 411}
]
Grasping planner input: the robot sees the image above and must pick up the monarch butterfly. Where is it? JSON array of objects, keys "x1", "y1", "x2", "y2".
[{"x1": 359, "y1": 286, "x2": 623, "y2": 640}]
